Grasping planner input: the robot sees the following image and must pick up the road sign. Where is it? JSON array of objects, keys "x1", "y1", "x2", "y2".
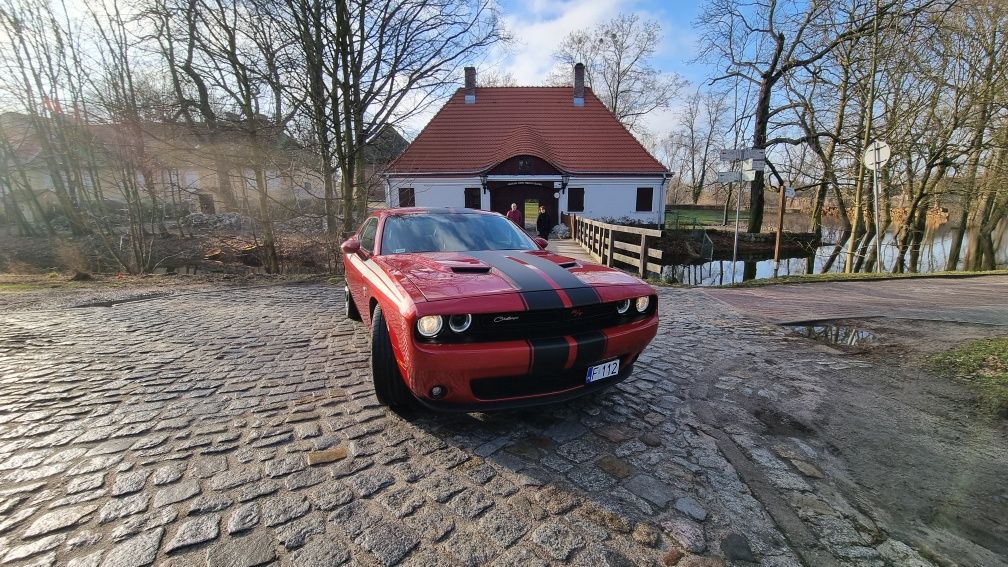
[
  {"x1": 742, "y1": 170, "x2": 756, "y2": 181},
  {"x1": 743, "y1": 158, "x2": 764, "y2": 172},
  {"x1": 744, "y1": 148, "x2": 765, "y2": 161},
  {"x1": 719, "y1": 149, "x2": 744, "y2": 162},
  {"x1": 718, "y1": 171, "x2": 742, "y2": 183},
  {"x1": 785, "y1": 186, "x2": 795, "y2": 198},
  {"x1": 864, "y1": 140, "x2": 891, "y2": 171}
]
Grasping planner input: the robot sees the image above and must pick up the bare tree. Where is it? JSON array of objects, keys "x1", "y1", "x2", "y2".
[
  {"x1": 673, "y1": 89, "x2": 728, "y2": 204},
  {"x1": 0, "y1": 0, "x2": 159, "y2": 271},
  {"x1": 478, "y1": 69, "x2": 518, "y2": 87},
  {"x1": 943, "y1": 0, "x2": 1008, "y2": 269},
  {"x1": 548, "y1": 14, "x2": 685, "y2": 135},
  {"x1": 696, "y1": 0, "x2": 939, "y2": 233}
]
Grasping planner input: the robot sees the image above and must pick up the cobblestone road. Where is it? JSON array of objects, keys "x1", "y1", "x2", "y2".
[{"x1": 0, "y1": 282, "x2": 956, "y2": 566}]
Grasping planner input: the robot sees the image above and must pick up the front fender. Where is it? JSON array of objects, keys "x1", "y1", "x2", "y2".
[{"x1": 374, "y1": 297, "x2": 417, "y2": 391}]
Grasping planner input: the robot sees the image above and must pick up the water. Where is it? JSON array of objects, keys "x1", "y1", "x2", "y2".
[
  {"x1": 671, "y1": 214, "x2": 1008, "y2": 286},
  {"x1": 785, "y1": 323, "x2": 877, "y2": 346}
]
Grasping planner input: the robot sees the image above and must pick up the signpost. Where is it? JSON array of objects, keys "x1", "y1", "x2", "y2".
[
  {"x1": 719, "y1": 149, "x2": 744, "y2": 162},
  {"x1": 718, "y1": 171, "x2": 742, "y2": 183},
  {"x1": 718, "y1": 148, "x2": 766, "y2": 283},
  {"x1": 863, "y1": 140, "x2": 890, "y2": 271}
]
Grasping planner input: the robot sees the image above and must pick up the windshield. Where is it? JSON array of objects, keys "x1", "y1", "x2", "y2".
[{"x1": 381, "y1": 213, "x2": 537, "y2": 254}]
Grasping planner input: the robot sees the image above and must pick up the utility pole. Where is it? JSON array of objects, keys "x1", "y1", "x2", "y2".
[
  {"x1": 719, "y1": 148, "x2": 764, "y2": 282},
  {"x1": 864, "y1": 140, "x2": 891, "y2": 271}
]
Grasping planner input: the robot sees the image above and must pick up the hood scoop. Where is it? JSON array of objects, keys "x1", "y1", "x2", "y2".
[
  {"x1": 558, "y1": 261, "x2": 578, "y2": 269},
  {"x1": 450, "y1": 265, "x2": 492, "y2": 274}
]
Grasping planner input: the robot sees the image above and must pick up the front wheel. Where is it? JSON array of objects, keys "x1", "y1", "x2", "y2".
[
  {"x1": 345, "y1": 286, "x2": 361, "y2": 321},
  {"x1": 370, "y1": 305, "x2": 413, "y2": 409}
]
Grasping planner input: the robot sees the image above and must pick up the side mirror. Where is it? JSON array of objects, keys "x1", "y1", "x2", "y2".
[
  {"x1": 533, "y1": 237, "x2": 549, "y2": 250},
  {"x1": 341, "y1": 237, "x2": 361, "y2": 255}
]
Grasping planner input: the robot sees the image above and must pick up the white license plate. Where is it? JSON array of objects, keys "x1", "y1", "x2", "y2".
[{"x1": 585, "y1": 359, "x2": 619, "y2": 384}]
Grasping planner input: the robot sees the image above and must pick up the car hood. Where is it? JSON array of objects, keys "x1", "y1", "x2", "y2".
[{"x1": 376, "y1": 250, "x2": 644, "y2": 303}]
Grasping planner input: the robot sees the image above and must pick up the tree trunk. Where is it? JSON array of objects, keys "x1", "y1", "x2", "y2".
[
  {"x1": 747, "y1": 79, "x2": 770, "y2": 233},
  {"x1": 821, "y1": 229, "x2": 851, "y2": 273},
  {"x1": 254, "y1": 166, "x2": 280, "y2": 273}
]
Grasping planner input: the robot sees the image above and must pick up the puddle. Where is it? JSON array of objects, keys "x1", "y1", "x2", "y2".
[
  {"x1": 753, "y1": 407, "x2": 814, "y2": 437},
  {"x1": 785, "y1": 323, "x2": 877, "y2": 347}
]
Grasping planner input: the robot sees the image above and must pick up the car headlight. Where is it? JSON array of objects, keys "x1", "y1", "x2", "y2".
[
  {"x1": 417, "y1": 315, "x2": 443, "y2": 337},
  {"x1": 617, "y1": 299, "x2": 631, "y2": 314},
  {"x1": 448, "y1": 314, "x2": 472, "y2": 333},
  {"x1": 635, "y1": 296, "x2": 650, "y2": 313}
]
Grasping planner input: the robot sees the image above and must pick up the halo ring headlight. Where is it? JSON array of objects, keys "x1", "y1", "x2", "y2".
[
  {"x1": 635, "y1": 296, "x2": 650, "y2": 313},
  {"x1": 617, "y1": 299, "x2": 631, "y2": 314},
  {"x1": 448, "y1": 314, "x2": 472, "y2": 333},
  {"x1": 417, "y1": 315, "x2": 443, "y2": 337}
]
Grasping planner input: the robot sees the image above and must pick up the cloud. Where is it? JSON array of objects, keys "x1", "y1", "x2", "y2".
[{"x1": 485, "y1": 0, "x2": 632, "y2": 85}]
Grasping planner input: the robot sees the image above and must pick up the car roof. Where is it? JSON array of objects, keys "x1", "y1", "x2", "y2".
[{"x1": 377, "y1": 207, "x2": 499, "y2": 218}]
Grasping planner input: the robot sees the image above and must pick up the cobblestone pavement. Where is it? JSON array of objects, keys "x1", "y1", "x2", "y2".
[
  {"x1": 0, "y1": 282, "x2": 961, "y2": 566},
  {"x1": 704, "y1": 275, "x2": 1008, "y2": 325}
]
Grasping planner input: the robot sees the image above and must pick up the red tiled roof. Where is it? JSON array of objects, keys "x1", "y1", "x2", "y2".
[{"x1": 386, "y1": 88, "x2": 668, "y2": 175}]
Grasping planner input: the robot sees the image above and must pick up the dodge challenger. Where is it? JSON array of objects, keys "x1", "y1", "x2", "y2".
[{"x1": 341, "y1": 207, "x2": 658, "y2": 411}]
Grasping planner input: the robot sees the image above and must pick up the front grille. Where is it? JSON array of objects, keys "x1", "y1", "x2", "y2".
[
  {"x1": 470, "y1": 357, "x2": 626, "y2": 400},
  {"x1": 471, "y1": 302, "x2": 618, "y2": 341},
  {"x1": 414, "y1": 295, "x2": 657, "y2": 344}
]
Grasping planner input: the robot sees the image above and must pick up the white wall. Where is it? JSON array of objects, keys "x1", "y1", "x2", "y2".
[{"x1": 385, "y1": 175, "x2": 666, "y2": 224}]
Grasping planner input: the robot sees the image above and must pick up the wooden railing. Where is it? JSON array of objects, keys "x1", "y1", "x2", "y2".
[{"x1": 570, "y1": 215, "x2": 664, "y2": 278}]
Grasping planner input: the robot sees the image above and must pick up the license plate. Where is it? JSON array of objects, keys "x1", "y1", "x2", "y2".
[{"x1": 586, "y1": 359, "x2": 619, "y2": 384}]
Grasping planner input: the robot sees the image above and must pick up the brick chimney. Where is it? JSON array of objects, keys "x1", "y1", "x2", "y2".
[
  {"x1": 464, "y1": 67, "x2": 476, "y2": 104},
  {"x1": 573, "y1": 63, "x2": 585, "y2": 106}
]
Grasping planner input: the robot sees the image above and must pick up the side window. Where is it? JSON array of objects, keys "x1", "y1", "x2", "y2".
[
  {"x1": 358, "y1": 218, "x2": 378, "y2": 254},
  {"x1": 464, "y1": 187, "x2": 481, "y2": 209},
  {"x1": 398, "y1": 187, "x2": 415, "y2": 207},
  {"x1": 636, "y1": 187, "x2": 653, "y2": 212},
  {"x1": 568, "y1": 187, "x2": 584, "y2": 212}
]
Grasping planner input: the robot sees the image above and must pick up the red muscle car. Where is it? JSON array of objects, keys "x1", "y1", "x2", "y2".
[{"x1": 341, "y1": 208, "x2": 658, "y2": 411}]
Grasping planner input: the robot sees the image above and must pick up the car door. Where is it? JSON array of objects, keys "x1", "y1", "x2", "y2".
[{"x1": 346, "y1": 216, "x2": 379, "y2": 325}]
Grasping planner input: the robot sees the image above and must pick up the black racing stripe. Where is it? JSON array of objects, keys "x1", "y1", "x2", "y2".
[
  {"x1": 563, "y1": 287, "x2": 603, "y2": 307},
  {"x1": 572, "y1": 331, "x2": 607, "y2": 368},
  {"x1": 469, "y1": 252, "x2": 565, "y2": 311},
  {"x1": 518, "y1": 290, "x2": 565, "y2": 311},
  {"x1": 528, "y1": 337, "x2": 570, "y2": 375},
  {"x1": 516, "y1": 253, "x2": 602, "y2": 306}
]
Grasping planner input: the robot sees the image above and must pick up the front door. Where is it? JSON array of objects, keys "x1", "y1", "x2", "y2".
[{"x1": 489, "y1": 183, "x2": 558, "y2": 234}]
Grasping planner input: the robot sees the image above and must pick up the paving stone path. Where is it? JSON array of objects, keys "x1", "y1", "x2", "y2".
[{"x1": 0, "y1": 282, "x2": 955, "y2": 566}]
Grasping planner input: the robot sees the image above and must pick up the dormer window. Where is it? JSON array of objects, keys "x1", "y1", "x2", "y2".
[{"x1": 517, "y1": 158, "x2": 530, "y2": 173}]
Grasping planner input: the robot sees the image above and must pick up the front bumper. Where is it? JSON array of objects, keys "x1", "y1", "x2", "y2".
[{"x1": 400, "y1": 314, "x2": 658, "y2": 411}]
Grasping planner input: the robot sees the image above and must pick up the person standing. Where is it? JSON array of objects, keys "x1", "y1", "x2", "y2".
[
  {"x1": 505, "y1": 203, "x2": 523, "y2": 227},
  {"x1": 536, "y1": 205, "x2": 552, "y2": 239}
]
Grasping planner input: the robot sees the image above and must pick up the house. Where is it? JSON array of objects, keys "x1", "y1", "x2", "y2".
[
  {"x1": 361, "y1": 125, "x2": 410, "y2": 202},
  {"x1": 383, "y1": 65, "x2": 670, "y2": 229},
  {"x1": 0, "y1": 111, "x2": 322, "y2": 221}
]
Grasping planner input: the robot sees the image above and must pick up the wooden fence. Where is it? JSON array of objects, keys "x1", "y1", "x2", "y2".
[{"x1": 569, "y1": 214, "x2": 664, "y2": 278}]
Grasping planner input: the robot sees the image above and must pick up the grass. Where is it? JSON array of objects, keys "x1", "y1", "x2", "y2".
[
  {"x1": 665, "y1": 208, "x2": 745, "y2": 228},
  {"x1": 931, "y1": 337, "x2": 1008, "y2": 417},
  {"x1": 729, "y1": 269, "x2": 1008, "y2": 288},
  {"x1": 0, "y1": 282, "x2": 59, "y2": 292}
]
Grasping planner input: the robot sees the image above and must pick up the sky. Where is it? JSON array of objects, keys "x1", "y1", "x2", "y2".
[
  {"x1": 489, "y1": 0, "x2": 708, "y2": 86},
  {"x1": 401, "y1": 0, "x2": 713, "y2": 140}
]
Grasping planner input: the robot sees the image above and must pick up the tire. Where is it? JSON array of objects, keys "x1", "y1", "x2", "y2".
[
  {"x1": 370, "y1": 305, "x2": 413, "y2": 409},
  {"x1": 345, "y1": 286, "x2": 361, "y2": 321}
]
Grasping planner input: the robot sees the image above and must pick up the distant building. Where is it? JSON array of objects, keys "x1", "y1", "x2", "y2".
[
  {"x1": 0, "y1": 112, "x2": 323, "y2": 220},
  {"x1": 361, "y1": 125, "x2": 410, "y2": 202},
  {"x1": 383, "y1": 65, "x2": 669, "y2": 228}
]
